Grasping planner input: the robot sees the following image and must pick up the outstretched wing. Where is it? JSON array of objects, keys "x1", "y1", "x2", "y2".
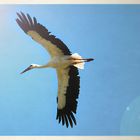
[
  {"x1": 16, "y1": 12, "x2": 71, "y2": 57},
  {"x1": 56, "y1": 66, "x2": 80, "y2": 128}
]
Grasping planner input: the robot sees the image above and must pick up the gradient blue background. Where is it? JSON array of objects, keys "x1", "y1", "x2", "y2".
[{"x1": 0, "y1": 4, "x2": 140, "y2": 135}]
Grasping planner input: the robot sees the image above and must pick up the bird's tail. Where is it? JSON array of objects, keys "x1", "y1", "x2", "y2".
[{"x1": 71, "y1": 53, "x2": 94, "y2": 69}]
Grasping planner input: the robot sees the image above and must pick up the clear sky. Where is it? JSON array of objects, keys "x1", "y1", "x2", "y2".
[{"x1": 0, "y1": 4, "x2": 140, "y2": 136}]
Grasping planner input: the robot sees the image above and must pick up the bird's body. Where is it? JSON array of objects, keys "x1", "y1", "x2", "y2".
[
  {"x1": 47, "y1": 55, "x2": 71, "y2": 69},
  {"x1": 16, "y1": 12, "x2": 94, "y2": 128},
  {"x1": 45, "y1": 54, "x2": 90, "y2": 69}
]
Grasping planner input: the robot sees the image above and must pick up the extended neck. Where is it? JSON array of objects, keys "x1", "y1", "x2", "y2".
[
  {"x1": 35, "y1": 64, "x2": 50, "y2": 69},
  {"x1": 20, "y1": 63, "x2": 50, "y2": 74}
]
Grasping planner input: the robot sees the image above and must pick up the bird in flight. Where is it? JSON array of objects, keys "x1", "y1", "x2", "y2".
[{"x1": 16, "y1": 12, "x2": 94, "y2": 128}]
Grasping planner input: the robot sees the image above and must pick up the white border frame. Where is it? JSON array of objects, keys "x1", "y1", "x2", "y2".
[{"x1": 0, "y1": 0, "x2": 139, "y2": 140}]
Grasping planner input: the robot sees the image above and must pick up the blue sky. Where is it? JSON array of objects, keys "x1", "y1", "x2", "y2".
[{"x1": 0, "y1": 4, "x2": 140, "y2": 135}]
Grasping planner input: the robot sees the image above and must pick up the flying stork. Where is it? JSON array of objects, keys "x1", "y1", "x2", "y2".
[{"x1": 16, "y1": 12, "x2": 94, "y2": 128}]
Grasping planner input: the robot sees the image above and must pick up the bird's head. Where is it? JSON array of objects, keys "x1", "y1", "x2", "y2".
[{"x1": 20, "y1": 64, "x2": 39, "y2": 74}]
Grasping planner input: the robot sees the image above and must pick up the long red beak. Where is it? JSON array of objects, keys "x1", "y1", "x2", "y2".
[{"x1": 20, "y1": 65, "x2": 32, "y2": 74}]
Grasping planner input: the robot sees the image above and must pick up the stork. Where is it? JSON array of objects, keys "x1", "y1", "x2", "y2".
[{"x1": 16, "y1": 12, "x2": 94, "y2": 128}]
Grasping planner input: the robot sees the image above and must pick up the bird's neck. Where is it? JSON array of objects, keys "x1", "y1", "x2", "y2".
[{"x1": 35, "y1": 64, "x2": 50, "y2": 69}]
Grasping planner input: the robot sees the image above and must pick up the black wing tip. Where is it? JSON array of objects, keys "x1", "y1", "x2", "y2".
[
  {"x1": 16, "y1": 11, "x2": 25, "y2": 19},
  {"x1": 16, "y1": 12, "x2": 37, "y2": 23},
  {"x1": 56, "y1": 109, "x2": 77, "y2": 128},
  {"x1": 16, "y1": 12, "x2": 29, "y2": 21},
  {"x1": 16, "y1": 11, "x2": 21, "y2": 15},
  {"x1": 16, "y1": 12, "x2": 36, "y2": 33},
  {"x1": 16, "y1": 11, "x2": 27, "y2": 16}
]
